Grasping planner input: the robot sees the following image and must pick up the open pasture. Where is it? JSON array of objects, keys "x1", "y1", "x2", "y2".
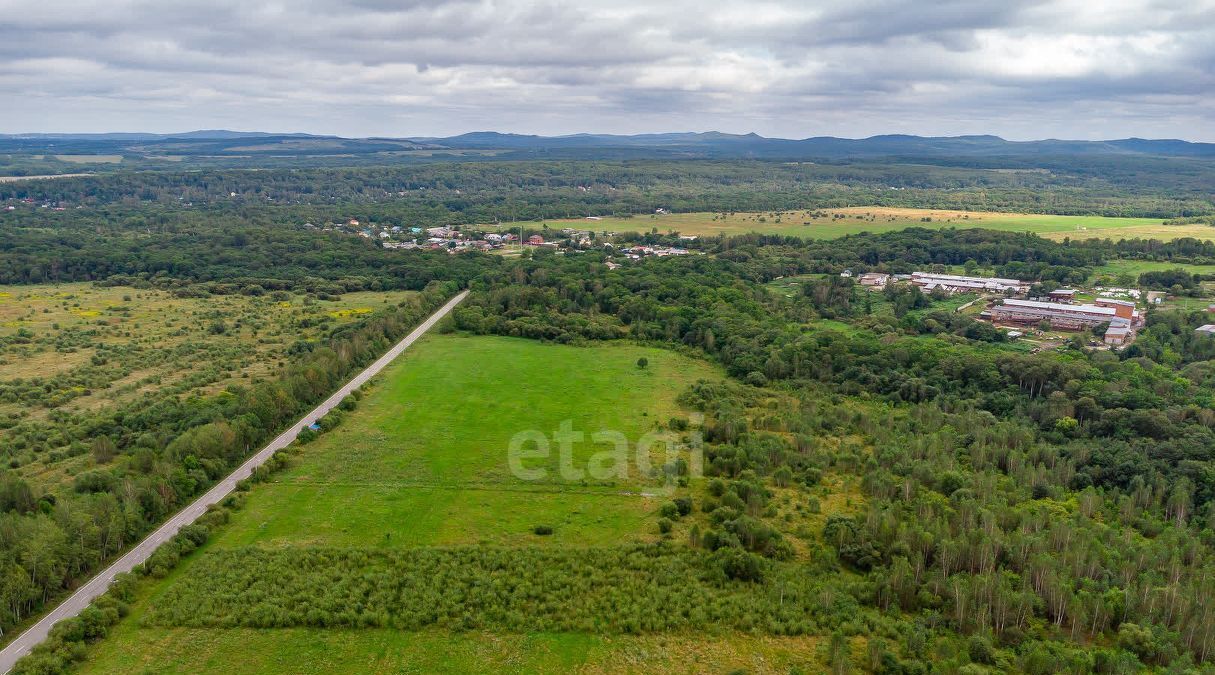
[
  {"x1": 52, "y1": 155, "x2": 124, "y2": 164},
  {"x1": 78, "y1": 627, "x2": 823, "y2": 675},
  {"x1": 208, "y1": 333, "x2": 720, "y2": 549},
  {"x1": 487, "y1": 207, "x2": 1211, "y2": 242}
]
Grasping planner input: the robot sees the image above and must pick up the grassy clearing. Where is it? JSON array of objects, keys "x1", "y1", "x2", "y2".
[
  {"x1": 52, "y1": 155, "x2": 123, "y2": 164},
  {"x1": 78, "y1": 627, "x2": 822, "y2": 675},
  {"x1": 210, "y1": 334, "x2": 719, "y2": 549},
  {"x1": 1087, "y1": 260, "x2": 1215, "y2": 311},
  {"x1": 766, "y1": 274, "x2": 978, "y2": 319},
  {"x1": 0, "y1": 173, "x2": 94, "y2": 182},
  {"x1": 484, "y1": 207, "x2": 1209, "y2": 242},
  {"x1": 1091, "y1": 259, "x2": 1215, "y2": 280}
]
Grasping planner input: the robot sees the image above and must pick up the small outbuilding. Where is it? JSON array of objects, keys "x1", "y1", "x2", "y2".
[{"x1": 858, "y1": 272, "x2": 891, "y2": 288}]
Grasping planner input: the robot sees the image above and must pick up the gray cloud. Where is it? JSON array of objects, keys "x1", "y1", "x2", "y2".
[{"x1": 0, "y1": 0, "x2": 1212, "y2": 139}]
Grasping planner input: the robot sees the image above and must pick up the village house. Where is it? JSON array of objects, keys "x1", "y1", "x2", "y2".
[{"x1": 858, "y1": 272, "x2": 890, "y2": 288}]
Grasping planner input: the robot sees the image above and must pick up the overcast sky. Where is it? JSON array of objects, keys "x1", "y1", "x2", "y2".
[{"x1": 1, "y1": 0, "x2": 1213, "y2": 140}]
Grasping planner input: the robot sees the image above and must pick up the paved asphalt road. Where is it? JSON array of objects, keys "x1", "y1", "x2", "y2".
[{"x1": 0, "y1": 290, "x2": 468, "y2": 674}]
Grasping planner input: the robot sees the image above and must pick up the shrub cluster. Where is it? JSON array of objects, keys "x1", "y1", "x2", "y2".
[{"x1": 143, "y1": 545, "x2": 837, "y2": 636}]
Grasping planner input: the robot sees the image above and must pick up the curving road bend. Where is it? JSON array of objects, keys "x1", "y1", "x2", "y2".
[{"x1": 0, "y1": 290, "x2": 468, "y2": 674}]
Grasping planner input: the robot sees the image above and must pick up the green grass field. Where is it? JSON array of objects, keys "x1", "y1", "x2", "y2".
[
  {"x1": 766, "y1": 275, "x2": 980, "y2": 318},
  {"x1": 77, "y1": 334, "x2": 826, "y2": 674},
  {"x1": 487, "y1": 207, "x2": 1215, "y2": 242},
  {"x1": 1092, "y1": 259, "x2": 1215, "y2": 279},
  {"x1": 79, "y1": 627, "x2": 822, "y2": 674},
  {"x1": 208, "y1": 334, "x2": 718, "y2": 549}
]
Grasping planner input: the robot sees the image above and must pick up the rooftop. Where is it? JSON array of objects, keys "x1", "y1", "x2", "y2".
[
  {"x1": 912, "y1": 271, "x2": 1024, "y2": 286},
  {"x1": 999, "y1": 299, "x2": 1117, "y2": 316}
]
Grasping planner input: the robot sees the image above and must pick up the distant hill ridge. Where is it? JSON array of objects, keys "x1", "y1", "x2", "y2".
[
  {"x1": 1, "y1": 130, "x2": 1212, "y2": 159},
  {"x1": 397, "y1": 131, "x2": 1215, "y2": 157}
]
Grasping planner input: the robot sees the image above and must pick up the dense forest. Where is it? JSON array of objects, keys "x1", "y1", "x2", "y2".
[
  {"x1": 4, "y1": 159, "x2": 1214, "y2": 218},
  {"x1": 0, "y1": 208, "x2": 495, "y2": 289}
]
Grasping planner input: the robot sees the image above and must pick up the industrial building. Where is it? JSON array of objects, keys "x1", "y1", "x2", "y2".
[
  {"x1": 911, "y1": 272, "x2": 1029, "y2": 295},
  {"x1": 1103, "y1": 323, "x2": 1132, "y2": 346},
  {"x1": 986, "y1": 298, "x2": 1138, "y2": 329},
  {"x1": 984, "y1": 297, "x2": 1141, "y2": 346}
]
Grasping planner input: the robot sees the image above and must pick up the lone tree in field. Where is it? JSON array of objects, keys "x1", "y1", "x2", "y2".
[{"x1": 636, "y1": 357, "x2": 648, "y2": 369}]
